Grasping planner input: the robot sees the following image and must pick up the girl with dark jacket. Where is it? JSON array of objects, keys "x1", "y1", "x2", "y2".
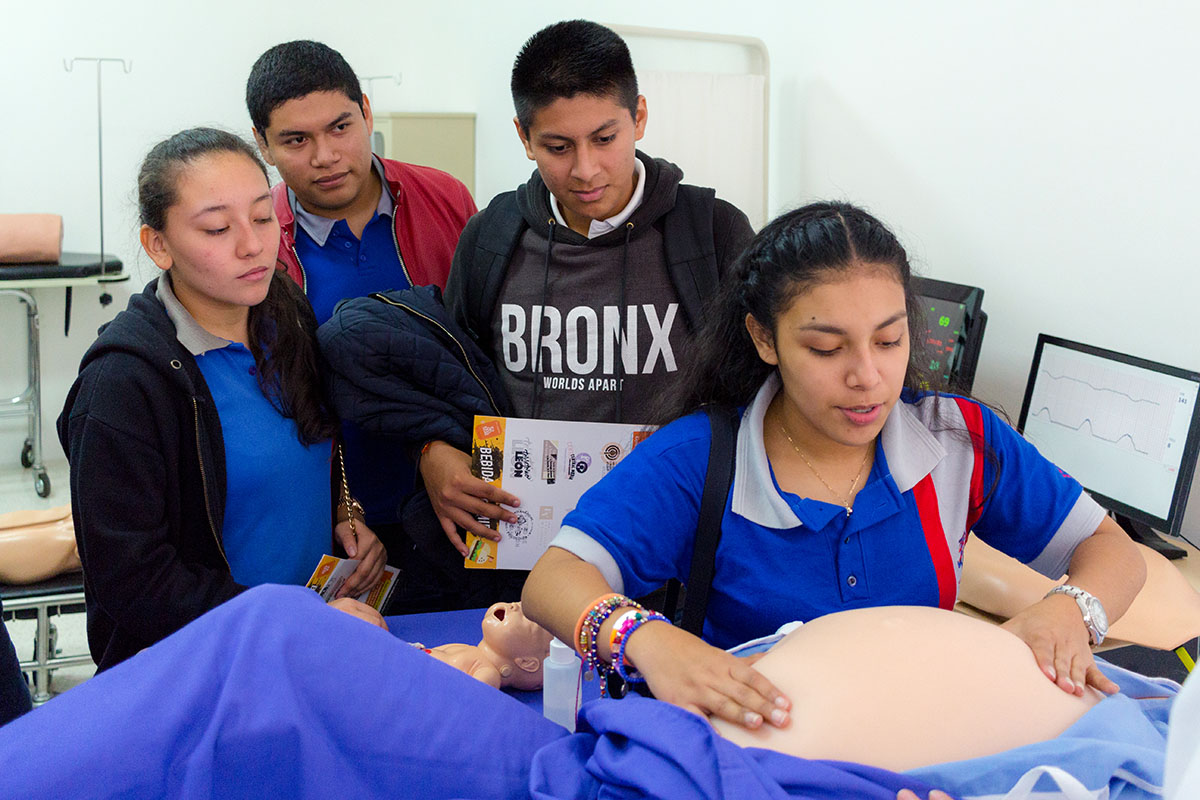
[{"x1": 58, "y1": 128, "x2": 387, "y2": 671}]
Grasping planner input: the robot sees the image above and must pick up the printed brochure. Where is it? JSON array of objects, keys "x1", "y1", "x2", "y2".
[
  {"x1": 463, "y1": 415, "x2": 651, "y2": 570},
  {"x1": 306, "y1": 554, "x2": 399, "y2": 611}
]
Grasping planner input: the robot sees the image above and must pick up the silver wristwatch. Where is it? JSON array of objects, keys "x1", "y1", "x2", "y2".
[{"x1": 1045, "y1": 584, "x2": 1109, "y2": 646}]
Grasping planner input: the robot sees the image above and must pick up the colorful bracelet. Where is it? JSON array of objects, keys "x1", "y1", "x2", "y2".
[
  {"x1": 608, "y1": 608, "x2": 643, "y2": 654},
  {"x1": 573, "y1": 593, "x2": 642, "y2": 697},
  {"x1": 613, "y1": 610, "x2": 670, "y2": 683},
  {"x1": 573, "y1": 593, "x2": 621, "y2": 659}
]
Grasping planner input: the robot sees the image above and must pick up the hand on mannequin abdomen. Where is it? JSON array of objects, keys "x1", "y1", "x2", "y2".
[{"x1": 711, "y1": 605, "x2": 1102, "y2": 772}]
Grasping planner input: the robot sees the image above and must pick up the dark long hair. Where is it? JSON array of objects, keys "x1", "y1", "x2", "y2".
[
  {"x1": 137, "y1": 127, "x2": 338, "y2": 444},
  {"x1": 652, "y1": 201, "x2": 923, "y2": 425}
]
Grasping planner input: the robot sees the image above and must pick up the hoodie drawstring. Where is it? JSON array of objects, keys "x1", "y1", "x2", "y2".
[
  {"x1": 616, "y1": 221, "x2": 634, "y2": 424},
  {"x1": 530, "y1": 218, "x2": 556, "y2": 418}
]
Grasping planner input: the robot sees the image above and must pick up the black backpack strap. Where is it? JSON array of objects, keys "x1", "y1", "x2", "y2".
[
  {"x1": 678, "y1": 405, "x2": 740, "y2": 636},
  {"x1": 465, "y1": 193, "x2": 526, "y2": 348},
  {"x1": 661, "y1": 184, "x2": 718, "y2": 333}
]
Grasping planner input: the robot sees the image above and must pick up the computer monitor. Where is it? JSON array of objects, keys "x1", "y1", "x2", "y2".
[
  {"x1": 911, "y1": 276, "x2": 988, "y2": 394},
  {"x1": 1017, "y1": 334, "x2": 1200, "y2": 559}
]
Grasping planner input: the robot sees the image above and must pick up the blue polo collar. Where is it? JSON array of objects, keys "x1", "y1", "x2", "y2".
[
  {"x1": 287, "y1": 155, "x2": 393, "y2": 247},
  {"x1": 732, "y1": 373, "x2": 947, "y2": 530}
]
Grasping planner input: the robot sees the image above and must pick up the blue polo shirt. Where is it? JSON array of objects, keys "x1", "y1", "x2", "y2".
[
  {"x1": 553, "y1": 373, "x2": 1106, "y2": 649},
  {"x1": 290, "y1": 156, "x2": 416, "y2": 525},
  {"x1": 158, "y1": 277, "x2": 332, "y2": 587},
  {"x1": 291, "y1": 157, "x2": 411, "y2": 326}
]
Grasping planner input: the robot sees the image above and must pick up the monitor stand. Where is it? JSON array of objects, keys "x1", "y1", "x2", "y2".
[{"x1": 1115, "y1": 514, "x2": 1187, "y2": 560}]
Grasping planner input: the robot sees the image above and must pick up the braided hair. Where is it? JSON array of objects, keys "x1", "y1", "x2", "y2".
[{"x1": 650, "y1": 201, "x2": 923, "y2": 425}]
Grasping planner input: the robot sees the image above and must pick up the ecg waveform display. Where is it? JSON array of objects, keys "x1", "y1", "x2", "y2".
[
  {"x1": 1022, "y1": 341, "x2": 1200, "y2": 522},
  {"x1": 1027, "y1": 355, "x2": 1176, "y2": 462}
]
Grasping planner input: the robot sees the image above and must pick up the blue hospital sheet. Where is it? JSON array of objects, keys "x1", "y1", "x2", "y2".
[
  {"x1": 907, "y1": 662, "x2": 1176, "y2": 800},
  {"x1": 0, "y1": 586, "x2": 1181, "y2": 799},
  {"x1": 0, "y1": 586, "x2": 943, "y2": 799}
]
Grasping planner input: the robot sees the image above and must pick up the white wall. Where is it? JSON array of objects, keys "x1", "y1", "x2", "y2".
[{"x1": 2, "y1": 2, "x2": 1198, "y2": 519}]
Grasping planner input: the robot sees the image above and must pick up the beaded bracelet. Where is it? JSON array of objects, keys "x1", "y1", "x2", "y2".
[
  {"x1": 577, "y1": 594, "x2": 640, "y2": 672},
  {"x1": 612, "y1": 609, "x2": 670, "y2": 683},
  {"x1": 608, "y1": 608, "x2": 643, "y2": 654},
  {"x1": 573, "y1": 593, "x2": 642, "y2": 697},
  {"x1": 573, "y1": 593, "x2": 621, "y2": 658}
]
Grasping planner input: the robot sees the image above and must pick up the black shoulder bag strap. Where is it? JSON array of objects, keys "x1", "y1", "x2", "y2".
[
  {"x1": 466, "y1": 193, "x2": 527, "y2": 343},
  {"x1": 674, "y1": 405, "x2": 740, "y2": 636},
  {"x1": 661, "y1": 184, "x2": 719, "y2": 333}
]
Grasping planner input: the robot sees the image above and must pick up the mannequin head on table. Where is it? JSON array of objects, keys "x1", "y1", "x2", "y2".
[{"x1": 428, "y1": 602, "x2": 554, "y2": 691}]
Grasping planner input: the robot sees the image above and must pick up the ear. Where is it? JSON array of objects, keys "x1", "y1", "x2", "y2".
[
  {"x1": 514, "y1": 655, "x2": 541, "y2": 674},
  {"x1": 252, "y1": 128, "x2": 276, "y2": 168},
  {"x1": 139, "y1": 224, "x2": 172, "y2": 272},
  {"x1": 745, "y1": 313, "x2": 779, "y2": 366},
  {"x1": 361, "y1": 93, "x2": 374, "y2": 135},
  {"x1": 497, "y1": 662, "x2": 514, "y2": 678},
  {"x1": 514, "y1": 116, "x2": 535, "y2": 161},
  {"x1": 632, "y1": 95, "x2": 648, "y2": 142}
]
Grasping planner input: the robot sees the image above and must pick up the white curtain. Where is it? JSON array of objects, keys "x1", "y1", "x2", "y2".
[{"x1": 636, "y1": 70, "x2": 767, "y2": 229}]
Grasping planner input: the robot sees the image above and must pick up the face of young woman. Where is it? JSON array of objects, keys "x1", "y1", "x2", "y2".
[
  {"x1": 749, "y1": 268, "x2": 910, "y2": 455},
  {"x1": 141, "y1": 151, "x2": 279, "y2": 327}
]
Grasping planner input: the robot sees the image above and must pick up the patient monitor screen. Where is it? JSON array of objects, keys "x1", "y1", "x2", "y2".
[
  {"x1": 917, "y1": 296, "x2": 969, "y2": 386},
  {"x1": 1019, "y1": 337, "x2": 1200, "y2": 529}
]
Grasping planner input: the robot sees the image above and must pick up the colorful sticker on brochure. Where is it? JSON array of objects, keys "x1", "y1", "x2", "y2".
[
  {"x1": 465, "y1": 416, "x2": 506, "y2": 570},
  {"x1": 465, "y1": 536, "x2": 496, "y2": 568},
  {"x1": 306, "y1": 554, "x2": 340, "y2": 595}
]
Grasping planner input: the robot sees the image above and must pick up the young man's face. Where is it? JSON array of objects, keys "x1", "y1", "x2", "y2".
[
  {"x1": 254, "y1": 90, "x2": 376, "y2": 218},
  {"x1": 516, "y1": 92, "x2": 648, "y2": 236}
]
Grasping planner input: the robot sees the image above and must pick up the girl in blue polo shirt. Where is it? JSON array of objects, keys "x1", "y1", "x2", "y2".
[
  {"x1": 59, "y1": 128, "x2": 387, "y2": 671},
  {"x1": 523, "y1": 202, "x2": 1146, "y2": 733}
]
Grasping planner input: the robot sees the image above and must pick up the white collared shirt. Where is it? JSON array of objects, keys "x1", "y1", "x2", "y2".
[{"x1": 550, "y1": 157, "x2": 646, "y2": 239}]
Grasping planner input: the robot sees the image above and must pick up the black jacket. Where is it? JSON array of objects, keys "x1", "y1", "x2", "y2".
[
  {"x1": 319, "y1": 286, "x2": 511, "y2": 573},
  {"x1": 57, "y1": 280, "x2": 243, "y2": 671},
  {"x1": 445, "y1": 151, "x2": 754, "y2": 360},
  {"x1": 318, "y1": 285, "x2": 511, "y2": 454}
]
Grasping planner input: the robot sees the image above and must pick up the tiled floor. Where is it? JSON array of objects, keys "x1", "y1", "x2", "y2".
[{"x1": 1, "y1": 456, "x2": 96, "y2": 703}]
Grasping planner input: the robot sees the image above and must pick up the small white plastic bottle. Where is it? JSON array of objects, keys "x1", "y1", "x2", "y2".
[{"x1": 543, "y1": 637, "x2": 581, "y2": 732}]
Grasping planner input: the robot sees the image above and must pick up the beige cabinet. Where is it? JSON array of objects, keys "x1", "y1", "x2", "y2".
[{"x1": 373, "y1": 112, "x2": 476, "y2": 197}]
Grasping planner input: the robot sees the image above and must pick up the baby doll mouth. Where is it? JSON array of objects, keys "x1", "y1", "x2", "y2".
[{"x1": 492, "y1": 606, "x2": 506, "y2": 621}]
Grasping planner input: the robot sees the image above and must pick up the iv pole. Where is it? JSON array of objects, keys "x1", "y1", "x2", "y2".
[{"x1": 63, "y1": 56, "x2": 131, "y2": 317}]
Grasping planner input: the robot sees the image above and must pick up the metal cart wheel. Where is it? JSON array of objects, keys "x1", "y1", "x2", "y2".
[
  {"x1": 20, "y1": 439, "x2": 33, "y2": 469},
  {"x1": 34, "y1": 470, "x2": 50, "y2": 498}
]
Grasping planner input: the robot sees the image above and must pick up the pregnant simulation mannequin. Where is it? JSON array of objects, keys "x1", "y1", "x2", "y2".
[{"x1": 712, "y1": 605, "x2": 1104, "y2": 772}]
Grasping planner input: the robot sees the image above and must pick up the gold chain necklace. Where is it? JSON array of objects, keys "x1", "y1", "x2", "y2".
[{"x1": 778, "y1": 424, "x2": 872, "y2": 517}]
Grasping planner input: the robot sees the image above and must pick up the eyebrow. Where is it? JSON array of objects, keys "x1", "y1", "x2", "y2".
[
  {"x1": 537, "y1": 119, "x2": 619, "y2": 143},
  {"x1": 797, "y1": 310, "x2": 908, "y2": 335},
  {"x1": 275, "y1": 111, "x2": 354, "y2": 139},
  {"x1": 191, "y1": 193, "x2": 273, "y2": 219}
]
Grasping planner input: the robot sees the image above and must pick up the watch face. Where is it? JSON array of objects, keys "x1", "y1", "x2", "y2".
[{"x1": 1085, "y1": 595, "x2": 1109, "y2": 632}]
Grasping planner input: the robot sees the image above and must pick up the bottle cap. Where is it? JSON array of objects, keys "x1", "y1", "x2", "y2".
[{"x1": 549, "y1": 637, "x2": 577, "y2": 665}]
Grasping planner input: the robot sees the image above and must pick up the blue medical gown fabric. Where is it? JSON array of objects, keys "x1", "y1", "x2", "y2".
[
  {"x1": 0, "y1": 585, "x2": 941, "y2": 799},
  {"x1": 906, "y1": 662, "x2": 1175, "y2": 800},
  {"x1": 532, "y1": 696, "x2": 939, "y2": 799}
]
